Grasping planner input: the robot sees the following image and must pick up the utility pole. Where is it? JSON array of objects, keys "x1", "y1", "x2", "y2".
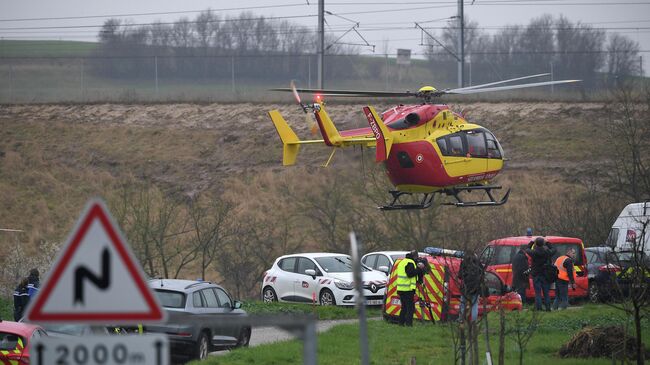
[
  {"x1": 457, "y1": 0, "x2": 465, "y2": 87},
  {"x1": 640, "y1": 55, "x2": 644, "y2": 77},
  {"x1": 318, "y1": 0, "x2": 325, "y2": 89},
  {"x1": 550, "y1": 61, "x2": 554, "y2": 94}
]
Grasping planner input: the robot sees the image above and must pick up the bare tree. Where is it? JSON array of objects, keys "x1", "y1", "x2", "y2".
[
  {"x1": 605, "y1": 87, "x2": 650, "y2": 201},
  {"x1": 508, "y1": 309, "x2": 542, "y2": 365},
  {"x1": 600, "y1": 220, "x2": 650, "y2": 365},
  {"x1": 518, "y1": 15, "x2": 555, "y2": 76},
  {"x1": 555, "y1": 16, "x2": 606, "y2": 92},
  {"x1": 607, "y1": 34, "x2": 641, "y2": 87},
  {"x1": 109, "y1": 183, "x2": 199, "y2": 279},
  {"x1": 186, "y1": 193, "x2": 235, "y2": 280},
  {"x1": 297, "y1": 171, "x2": 358, "y2": 252}
]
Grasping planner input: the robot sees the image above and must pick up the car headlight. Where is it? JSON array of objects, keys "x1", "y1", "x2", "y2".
[{"x1": 334, "y1": 279, "x2": 354, "y2": 290}]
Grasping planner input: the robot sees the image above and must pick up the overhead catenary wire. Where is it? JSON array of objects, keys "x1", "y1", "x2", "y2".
[
  {"x1": 0, "y1": 3, "x2": 311, "y2": 22},
  {"x1": 2, "y1": 49, "x2": 649, "y2": 60}
]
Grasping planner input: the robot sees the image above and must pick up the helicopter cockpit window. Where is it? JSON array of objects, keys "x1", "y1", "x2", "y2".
[
  {"x1": 448, "y1": 135, "x2": 465, "y2": 156},
  {"x1": 437, "y1": 138, "x2": 448, "y2": 155},
  {"x1": 437, "y1": 133, "x2": 466, "y2": 157},
  {"x1": 466, "y1": 131, "x2": 487, "y2": 157},
  {"x1": 485, "y1": 131, "x2": 503, "y2": 159}
]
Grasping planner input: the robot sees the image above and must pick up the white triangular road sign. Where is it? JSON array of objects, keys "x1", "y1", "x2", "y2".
[{"x1": 26, "y1": 198, "x2": 165, "y2": 323}]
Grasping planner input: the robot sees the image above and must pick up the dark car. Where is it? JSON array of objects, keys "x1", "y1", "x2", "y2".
[
  {"x1": 585, "y1": 246, "x2": 613, "y2": 302},
  {"x1": 592, "y1": 251, "x2": 650, "y2": 302},
  {"x1": 145, "y1": 279, "x2": 250, "y2": 362}
]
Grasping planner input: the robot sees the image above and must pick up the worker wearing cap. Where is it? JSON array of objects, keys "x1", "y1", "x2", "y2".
[
  {"x1": 525, "y1": 237, "x2": 557, "y2": 311},
  {"x1": 395, "y1": 250, "x2": 425, "y2": 326}
]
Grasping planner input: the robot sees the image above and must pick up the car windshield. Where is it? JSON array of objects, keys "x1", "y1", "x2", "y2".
[
  {"x1": 42, "y1": 324, "x2": 86, "y2": 336},
  {"x1": 390, "y1": 254, "x2": 406, "y2": 261},
  {"x1": 0, "y1": 332, "x2": 23, "y2": 351},
  {"x1": 315, "y1": 256, "x2": 370, "y2": 273},
  {"x1": 484, "y1": 246, "x2": 518, "y2": 265},
  {"x1": 154, "y1": 289, "x2": 186, "y2": 308},
  {"x1": 607, "y1": 252, "x2": 649, "y2": 266},
  {"x1": 550, "y1": 243, "x2": 585, "y2": 265}
]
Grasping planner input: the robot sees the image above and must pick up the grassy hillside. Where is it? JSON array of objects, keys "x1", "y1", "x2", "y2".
[
  {"x1": 0, "y1": 100, "x2": 633, "y2": 299},
  {"x1": 0, "y1": 101, "x2": 611, "y2": 239}
]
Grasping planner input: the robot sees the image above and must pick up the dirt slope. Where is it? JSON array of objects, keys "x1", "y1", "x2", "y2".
[{"x1": 0, "y1": 101, "x2": 610, "y2": 243}]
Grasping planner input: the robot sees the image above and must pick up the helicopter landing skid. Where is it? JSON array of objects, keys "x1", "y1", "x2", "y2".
[
  {"x1": 379, "y1": 186, "x2": 510, "y2": 210},
  {"x1": 442, "y1": 185, "x2": 511, "y2": 207}
]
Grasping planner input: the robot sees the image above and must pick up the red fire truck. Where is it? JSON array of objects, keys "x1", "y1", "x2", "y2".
[
  {"x1": 382, "y1": 249, "x2": 522, "y2": 322},
  {"x1": 480, "y1": 236, "x2": 589, "y2": 300}
]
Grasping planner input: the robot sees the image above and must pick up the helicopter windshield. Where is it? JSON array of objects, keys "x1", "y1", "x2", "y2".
[{"x1": 436, "y1": 128, "x2": 503, "y2": 159}]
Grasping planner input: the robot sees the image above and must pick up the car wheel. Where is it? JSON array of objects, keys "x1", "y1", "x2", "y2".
[
  {"x1": 236, "y1": 327, "x2": 251, "y2": 348},
  {"x1": 588, "y1": 281, "x2": 600, "y2": 303},
  {"x1": 319, "y1": 289, "x2": 336, "y2": 306},
  {"x1": 195, "y1": 331, "x2": 209, "y2": 360},
  {"x1": 263, "y1": 287, "x2": 278, "y2": 303}
]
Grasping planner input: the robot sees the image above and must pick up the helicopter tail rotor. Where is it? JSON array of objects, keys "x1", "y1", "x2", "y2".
[{"x1": 290, "y1": 80, "x2": 320, "y2": 135}]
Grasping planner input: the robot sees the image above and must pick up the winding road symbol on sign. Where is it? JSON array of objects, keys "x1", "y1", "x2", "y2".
[
  {"x1": 74, "y1": 247, "x2": 110, "y2": 305},
  {"x1": 25, "y1": 198, "x2": 165, "y2": 323}
]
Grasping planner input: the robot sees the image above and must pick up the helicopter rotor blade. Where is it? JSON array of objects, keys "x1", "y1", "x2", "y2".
[
  {"x1": 290, "y1": 80, "x2": 302, "y2": 105},
  {"x1": 271, "y1": 76, "x2": 580, "y2": 100},
  {"x1": 449, "y1": 73, "x2": 550, "y2": 92},
  {"x1": 271, "y1": 87, "x2": 416, "y2": 98},
  {"x1": 447, "y1": 79, "x2": 581, "y2": 95}
]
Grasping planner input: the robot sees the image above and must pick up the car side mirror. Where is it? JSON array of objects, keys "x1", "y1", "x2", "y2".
[
  {"x1": 503, "y1": 285, "x2": 512, "y2": 295},
  {"x1": 377, "y1": 266, "x2": 390, "y2": 275},
  {"x1": 233, "y1": 300, "x2": 242, "y2": 309},
  {"x1": 305, "y1": 269, "x2": 317, "y2": 277}
]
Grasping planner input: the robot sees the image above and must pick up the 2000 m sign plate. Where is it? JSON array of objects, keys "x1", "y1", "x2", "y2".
[{"x1": 32, "y1": 334, "x2": 168, "y2": 365}]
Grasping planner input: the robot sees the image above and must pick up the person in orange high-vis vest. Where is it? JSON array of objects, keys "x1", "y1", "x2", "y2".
[{"x1": 552, "y1": 248, "x2": 576, "y2": 310}]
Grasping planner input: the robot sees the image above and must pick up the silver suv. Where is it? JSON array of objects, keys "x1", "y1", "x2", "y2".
[{"x1": 145, "y1": 279, "x2": 250, "y2": 362}]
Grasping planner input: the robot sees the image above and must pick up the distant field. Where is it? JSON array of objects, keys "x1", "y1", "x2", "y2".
[{"x1": 0, "y1": 40, "x2": 98, "y2": 57}]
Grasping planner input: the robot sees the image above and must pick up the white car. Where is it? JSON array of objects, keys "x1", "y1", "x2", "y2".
[
  {"x1": 362, "y1": 251, "x2": 428, "y2": 274},
  {"x1": 261, "y1": 253, "x2": 387, "y2": 306}
]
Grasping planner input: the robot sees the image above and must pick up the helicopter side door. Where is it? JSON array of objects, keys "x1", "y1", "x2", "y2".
[
  {"x1": 465, "y1": 130, "x2": 489, "y2": 175},
  {"x1": 437, "y1": 130, "x2": 489, "y2": 180}
]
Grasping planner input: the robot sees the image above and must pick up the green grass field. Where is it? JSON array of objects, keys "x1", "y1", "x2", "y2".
[
  {"x1": 192, "y1": 304, "x2": 649, "y2": 365},
  {"x1": 1, "y1": 295, "x2": 646, "y2": 364},
  {"x1": 242, "y1": 301, "x2": 382, "y2": 320},
  {"x1": 0, "y1": 40, "x2": 98, "y2": 58},
  {"x1": 0, "y1": 296, "x2": 12, "y2": 321}
]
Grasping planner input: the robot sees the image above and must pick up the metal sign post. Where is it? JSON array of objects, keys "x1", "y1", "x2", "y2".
[{"x1": 350, "y1": 232, "x2": 369, "y2": 365}]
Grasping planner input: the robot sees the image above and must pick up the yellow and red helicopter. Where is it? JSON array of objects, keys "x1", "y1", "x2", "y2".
[{"x1": 268, "y1": 74, "x2": 579, "y2": 210}]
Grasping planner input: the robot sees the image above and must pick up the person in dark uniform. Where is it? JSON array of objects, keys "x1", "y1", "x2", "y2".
[
  {"x1": 525, "y1": 237, "x2": 557, "y2": 311},
  {"x1": 26, "y1": 268, "x2": 40, "y2": 303},
  {"x1": 512, "y1": 242, "x2": 532, "y2": 301},
  {"x1": 459, "y1": 250, "x2": 484, "y2": 322},
  {"x1": 13, "y1": 278, "x2": 29, "y2": 321}
]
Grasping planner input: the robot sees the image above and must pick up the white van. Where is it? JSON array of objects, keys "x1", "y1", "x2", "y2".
[{"x1": 606, "y1": 202, "x2": 650, "y2": 255}]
